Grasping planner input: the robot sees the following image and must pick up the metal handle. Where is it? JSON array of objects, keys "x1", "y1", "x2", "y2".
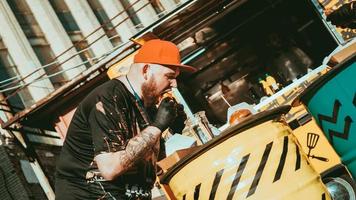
[{"x1": 311, "y1": 155, "x2": 329, "y2": 162}]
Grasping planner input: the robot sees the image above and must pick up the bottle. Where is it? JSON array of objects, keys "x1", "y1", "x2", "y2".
[
  {"x1": 181, "y1": 117, "x2": 207, "y2": 145},
  {"x1": 259, "y1": 77, "x2": 273, "y2": 96},
  {"x1": 265, "y1": 73, "x2": 279, "y2": 93}
]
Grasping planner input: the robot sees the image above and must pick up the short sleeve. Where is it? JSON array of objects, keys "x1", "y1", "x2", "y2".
[{"x1": 88, "y1": 91, "x2": 129, "y2": 156}]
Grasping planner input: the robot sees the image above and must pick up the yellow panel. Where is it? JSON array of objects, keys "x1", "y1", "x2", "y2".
[
  {"x1": 292, "y1": 117, "x2": 341, "y2": 173},
  {"x1": 166, "y1": 120, "x2": 331, "y2": 200}
]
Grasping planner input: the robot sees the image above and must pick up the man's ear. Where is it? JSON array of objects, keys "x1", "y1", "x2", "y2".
[{"x1": 142, "y1": 64, "x2": 150, "y2": 80}]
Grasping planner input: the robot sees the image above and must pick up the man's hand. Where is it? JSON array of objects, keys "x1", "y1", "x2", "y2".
[
  {"x1": 152, "y1": 97, "x2": 177, "y2": 131},
  {"x1": 169, "y1": 104, "x2": 187, "y2": 134}
]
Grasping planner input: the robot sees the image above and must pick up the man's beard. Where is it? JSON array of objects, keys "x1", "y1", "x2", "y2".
[{"x1": 141, "y1": 78, "x2": 159, "y2": 108}]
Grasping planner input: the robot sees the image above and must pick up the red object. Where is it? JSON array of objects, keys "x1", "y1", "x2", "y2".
[{"x1": 134, "y1": 39, "x2": 197, "y2": 72}]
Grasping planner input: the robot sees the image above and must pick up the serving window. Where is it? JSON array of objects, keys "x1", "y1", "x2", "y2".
[{"x1": 166, "y1": 0, "x2": 339, "y2": 125}]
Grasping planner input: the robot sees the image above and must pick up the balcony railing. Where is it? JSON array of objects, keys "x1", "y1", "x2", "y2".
[
  {"x1": 0, "y1": 0, "x2": 200, "y2": 127},
  {"x1": 0, "y1": 0, "x2": 191, "y2": 115}
]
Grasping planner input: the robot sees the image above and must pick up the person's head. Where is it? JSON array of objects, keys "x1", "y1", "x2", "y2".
[
  {"x1": 135, "y1": 63, "x2": 179, "y2": 107},
  {"x1": 129, "y1": 39, "x2": 196, "y2": 107}
]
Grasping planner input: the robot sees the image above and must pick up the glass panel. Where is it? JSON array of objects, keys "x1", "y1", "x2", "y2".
[
  {"x1": 73, "y1": 40, "x2": 95, "y2": 69},
  {"x1": 149, "y1": 1, "x2": 165, "y2": 16},
  {"x1": 119, "y1": 0, "x2": 141, "y2": 27},
  {"x1": 49, "y1": 0, "x2": 80, "y2": 32},
  {"x1": 0, "y1": 47, "x2": 33, "y2": 110},
  {"x1": 7, "y1": 0, "x2": 44, "y2": 38},
  {"x1": 32, "y1": 43, "x2": 67, "y2": 89},
  {"x1": 87, "y1": 0, "x2": 122, "y2": 46}
]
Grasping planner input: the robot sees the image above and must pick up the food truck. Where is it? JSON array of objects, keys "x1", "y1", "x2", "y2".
[{"x1": 106, "y1": 0, "x2": 356, "y2": 199}]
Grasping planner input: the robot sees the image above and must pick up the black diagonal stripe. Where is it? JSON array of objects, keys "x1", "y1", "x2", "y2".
[
  {"x1": 226, "y1": 154, "x2": 250, "y2": 200},
  {"x1": 194, "y1": 183, "x2": 201, "y2": 200},
  {"x1": 183, "y1": 194, "x2": 186, "y2": 200},
  {"x1": 247, "y1": 142, "x2": 273, "y2": 198},
  {"x1": 353, "y1": 93, "x2": 356, "y2": 107},
  {"x1": 317, "y1": 99, "x2": 341, "y2": 133},
  {"x1": 209, "y1": 169, "x2": 224, "y2": 200},
  {"x1": 295, "y1": 144, "x2": 301, "y2": 170},
  {"x1": 318, "y1": 100, "x2": 341, "y2": 124},
  {"x1": 322, "y1": 193, "x2": 326, "y2": 200},
  {"x1": 273, "y1": 136, "x2": 289, "y2": 182},
  {"x1": 328, "y1": 116, "x2": 353, "y2": 145}
]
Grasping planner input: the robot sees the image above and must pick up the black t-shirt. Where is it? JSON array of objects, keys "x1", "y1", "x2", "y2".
[{"x1": 56, "y1": 79, "x2": 159, "y2": 192}]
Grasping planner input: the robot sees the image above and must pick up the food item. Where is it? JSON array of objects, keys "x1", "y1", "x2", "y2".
[
  {"x1": 229, "y1": 109, "x2": 252, "y2": 125},
  {"x1": 162, "y1": 91, "x2": 174, "y2": 99},
  {"x1": 158, "y1": 91, "x2": 175, "y2": 105}
]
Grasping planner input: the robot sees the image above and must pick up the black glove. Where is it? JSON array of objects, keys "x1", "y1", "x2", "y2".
[
  {"x1": 152, "y1": 97, "x2": 177, "y2": 131},
  {"x1": 169, "y1": 104, "x2": 187, "y2": 134}
]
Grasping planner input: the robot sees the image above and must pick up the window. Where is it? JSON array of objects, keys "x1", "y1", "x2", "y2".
[
  {"x1": 118, "y1": 0, "x2": 142, "y2": 28},
  {"x1": 87, "y1": 0, "x2": 122, "y2": 46},
  {"x1": 32, "y1": 44, "x2": 67, "y2": 89},
  {"x1": 7, "y1": 0, "x2": 44, "y2": 38},
  {"x1": 49, "y1": 0, "x2": 80, "y2": 33},
  {"x1": 0, "y1": 41, "x2": 33, "y2": 109}
]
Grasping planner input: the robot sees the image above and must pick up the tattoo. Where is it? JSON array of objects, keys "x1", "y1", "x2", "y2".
[
  {"x1": 117, "y1": 127, "x2": 160, "y2": 172},
  {"x1": 96, "y1": 101, "x2": 105, "y2": 114}
]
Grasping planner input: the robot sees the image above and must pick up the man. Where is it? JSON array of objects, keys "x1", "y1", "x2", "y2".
[{"x1": 55, "y1": 39, "x2": 196, "y2": 200}]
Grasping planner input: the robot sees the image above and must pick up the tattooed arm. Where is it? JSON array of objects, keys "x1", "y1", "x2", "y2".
[
  {"x1": 94, "y1": 126, "x2": 161, "y2": 180},
  {"x1": 94, "y1": 97, "x2": 177, "y2": 180}
]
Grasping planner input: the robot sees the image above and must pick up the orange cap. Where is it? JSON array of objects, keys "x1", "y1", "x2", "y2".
[{"x1": 134, "y1": 39, "x2": 196, "y2": 72}]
